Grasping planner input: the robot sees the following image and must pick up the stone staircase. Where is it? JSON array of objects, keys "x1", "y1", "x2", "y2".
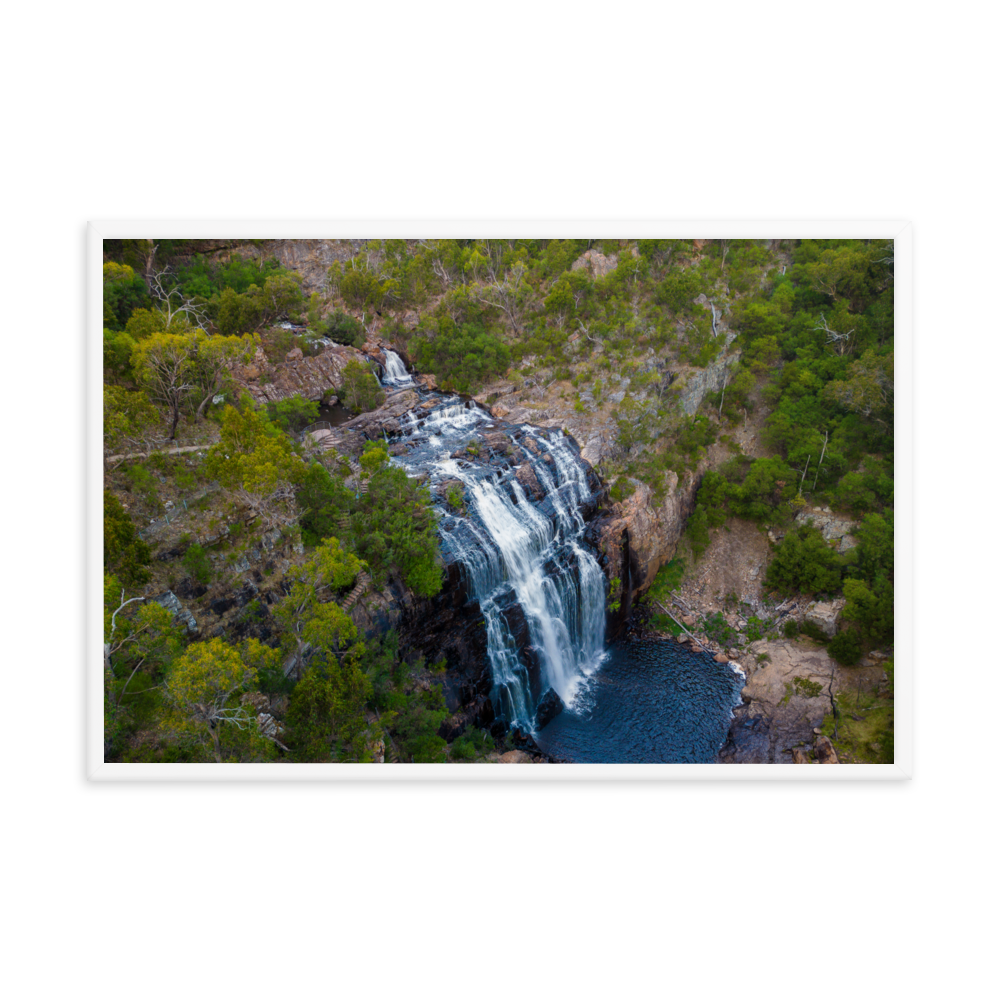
[{"x1": 340, "y1": 571, "x2": 371, "y2": 612}]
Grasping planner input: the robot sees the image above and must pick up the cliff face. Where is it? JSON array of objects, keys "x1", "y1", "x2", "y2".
[{"x1": 235, "y1": 343, "x2": 370, "y2": 405}]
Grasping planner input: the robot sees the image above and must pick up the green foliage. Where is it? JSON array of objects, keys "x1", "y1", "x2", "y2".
[
  {"x1": 181, "y1": 543, "x2": 213, "y2": 585},
  {"x1": 793, "y1": 676, "x2": 825, "y2": 698},
  {"x1": 391, "y1": 685, "x2": 448, "y2": 762},
  {"x1": 339, "y1": 359, "x2": 385, "y2": 413},
  {"x1": 204, "y1": 403, "x2": 305, "y2": 526},
  {"x1": 285, "y1": 647, "x2": 374, "y2": 762},
  {"x1": 103, "y1": 385, "x2": 160, "y2": 455},
  {"x1": 346, "y1": 459, "x2": 442, "y2": 597},
  {"x1": 841, "y1": 577, "x2": 893, "y2": 646},
  {"x1": 103, "y1": 328, "x2": 138, "y2": 380},
  {"x1": 800, "y1": 620, "x2": 829, "y2": 643},
  {"x1": 215, "y1": 286, "x2": 264, "y2": 335},
  {"x1": 782, "y1": 619, "x2": 800, "y2": 639},
  {"x1": 411, "y1": 317, "x2": 511, "y2": 393},
  {"x1": 265, "y1": 394, "x2": 320, "y2": 434},
  {"x1": 764, "y1": 524, "x2": 844, "y2": 596},
  {"x1": 828, "y1": 630, "x2": 862, "y2": 665},
  {"x1": 609, "y1": 478, "x2": 635, "y2": 503},
  {"x1": 701, "y1": 612, "x2": 740, "y2": 648},
  {"x1": 654, "y1": 268, "x2": 703, "y2": 313},
  {"x1": 103, "y1": 263, "x2": 151, "y2": 331},
  {"x1": 104, "y1": 491, "x2": 151, "y2": 584},
  {"x1": 320, "y1": 309, "x2": 365, "y2": 348},
  {"x1": 850, "y1": 511, "x2": 894, "y2": 584},
  {"x1": 296, "y1": 461, "x2": 354, "y2": 548},
  {"x1": 449, "y1": 727, "x2": 493, "y2": 760}
]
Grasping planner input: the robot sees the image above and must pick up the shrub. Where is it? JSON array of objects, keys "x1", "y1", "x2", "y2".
[
  {"x1": 828, "y1": 630, "x2": 862, "y2": 665},
  {"x1": 764, "y1": 524, "x2": 844, "y2": 596},
  {"x1": 450, "y1": 727, "x2": 493, "y2": 761},
  {"x1": 339, "y1": 359, "x2": 385, "y2": 413},
  {"x1": 782, "y1": 619, "x2": 800, "y2": 639},
  {"x1": 411, "y1": 318, "x2": 511, "y2": 393},
  {"x1": 104, "y1": 491, "x2": 152, "y2": 585},
  {"x1": 800, "y1": 620, "x2": 828, "y2": 643},
  {"x1": 181, "y1": 543, "x2": 213, "y2": 585}
]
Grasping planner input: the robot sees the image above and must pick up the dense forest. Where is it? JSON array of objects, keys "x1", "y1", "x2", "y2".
[{"x1": 102, "y1": 236, "x2": 894, "y2": 763}]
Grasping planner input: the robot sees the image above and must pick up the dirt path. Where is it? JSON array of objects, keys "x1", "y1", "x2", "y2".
[{"x1": 106, "y1": 444, "x2": 210, "y2": 463}]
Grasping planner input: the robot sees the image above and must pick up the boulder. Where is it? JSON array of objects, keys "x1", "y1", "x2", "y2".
[
  {"x1": 714, "y1": 652, "x2": 729, "y2": 663},
  {"x1": 803, "y1": 599, "x2": 846, "y2": 638},
  {"x1": 285, "y1": 346, "x2": 304, "y2": 361},
  {"x1": 791, "y1": 747, "x2": 810, "y2": 764},
  {"x1": 534, "y1": 688, "x2": 565, "y2": 730},
  {"x1": 151, "y1": 590, "x2": 199, "y2": 635},
  {"x1": 515, "y1": 462, "x2": 545, "y2": 501},
  {"x1": 498, "y1": 750, "x2": 534, "y2": 763},
  {"x1": 815, "y1": 735, "x2": 839, "y2": 764}
]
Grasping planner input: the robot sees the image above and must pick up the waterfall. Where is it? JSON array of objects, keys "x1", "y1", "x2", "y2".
[
  {"x1": 389, "y1": 397, "x2": 607, "y2": 731},
  {"x1": 382, "y1": 349, "x2": 415, "y2": 387}
]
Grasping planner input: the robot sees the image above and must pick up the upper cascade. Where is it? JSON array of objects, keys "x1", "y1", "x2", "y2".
[{"x1": 382, "y1": 349, "x2": 415, "y2": 387}]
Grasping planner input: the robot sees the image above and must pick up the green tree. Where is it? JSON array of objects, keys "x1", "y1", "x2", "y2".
[
  {"x1": 130, "y1": 329, "x2": 199, "y2": 440},
  {"x1": 841, "y1": 576, "x2": 894, "y2": 646},
  {"x1": 825, "y1": 349, "x2": 893, "y2": 425},
  {"x1": 347, "y1": 445, "x2": 442, "y2": 597},
  {"x1": 338, "y1": 359, "x2": 385, "y2": 412},
  {"x1": 215, "y1": 286, "x2": 265, "y2": 335},
  {"x1": 272, "y1": 536, "x2": 362, "y2": 678},
  {"x1": 391, "y1": 686, "x2": 448, "y2": 762},
  {"x1": 104, "y1": 491, "x2": 152, "y2": 585},
  {"x1": 103, "y1": 386, "x2": 160, "y2": 465},
  {"x1": 164, "y1": 638, "x2": 260, "y2": 762},
  {"x1": 764, "y1": 524, "x2": 844, "y2": 596},
  {"x1": 204, "y1": 402, "x2": 306, "y2": 527}
]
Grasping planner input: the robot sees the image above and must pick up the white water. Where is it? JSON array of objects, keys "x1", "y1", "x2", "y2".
[
  {"x1": 391, "y1": 397, "x2": 607, "y2": 729},
  {"x1": 382, "y1": 349, "x2": 415, "y2": 387}
]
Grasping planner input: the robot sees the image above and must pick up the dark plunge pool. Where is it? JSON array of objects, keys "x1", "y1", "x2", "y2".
[{"x1": 533, "y1": 640, "x2": 745, "y2": 764}]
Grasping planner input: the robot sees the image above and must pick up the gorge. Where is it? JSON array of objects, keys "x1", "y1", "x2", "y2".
[{"x1": 366, "y1": 351, "x2": 745, "y2": 761}]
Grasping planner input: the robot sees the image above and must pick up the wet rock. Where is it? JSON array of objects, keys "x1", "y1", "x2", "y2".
[
  {"x1": 714, "y1": 652, "x2": 729, "y2": 663},
  {"x1": 534, "y1": 688, "x2": 565, "y2": 730},
  {"x1": 515, "y1": 462, "x2": 545, "y2": 500}
]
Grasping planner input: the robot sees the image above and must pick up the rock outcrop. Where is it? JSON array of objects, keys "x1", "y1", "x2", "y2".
[
  {"x1": 803, "y1": 598, "x2": 846, "y2": 638},
  {"x1": 152, "y1": 590, "x2": 199, "y2": 635},
  {"x1": 589, "y1": 473, "x2": 695, "y2": 624},
  {"x1": 794, "y1": 506, "x2": 858, "y2": 553},
  {"x1": 237, "y1": 344, "x2": 371, "y2": 405},
  {"x1": 717, "y1": 638, "x2": 882, "y2": 763}
]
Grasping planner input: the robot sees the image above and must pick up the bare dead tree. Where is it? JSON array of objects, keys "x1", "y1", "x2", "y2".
[
  {"x1": 473, "y1": 259, "x2": 528, "y2": 333},
  {"x1": 812, "y1": 430, "x2": 829, "y2": 489},
  {"x1": 814, "y1": 312, "x2": 856, "y2": 356},
  {"x1": 147, "y1": 264, "x2": 211, "y2": 331}
]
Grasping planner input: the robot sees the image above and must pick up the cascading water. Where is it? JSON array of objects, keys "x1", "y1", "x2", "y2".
[
  {"x1": 366, "y1": 361, "x2": 743, "y2": 760},
  {"x1": 389, "y1": 397, "x2": 606, "y2": 730},
  {"x1": 382, "y1": 349, "x2": 415, "y2": 387}
]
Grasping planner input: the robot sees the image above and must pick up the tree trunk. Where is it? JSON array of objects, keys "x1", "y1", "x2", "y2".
[
  {"x1": 210, "y1": 724, "x2": 223, "y2": 763},
  {"x1": 169, "y1": 400, "x2": 181, "y2": 441},
  {"x1": 196, "y1": 388, "x2": 216, "y2": 421}
]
